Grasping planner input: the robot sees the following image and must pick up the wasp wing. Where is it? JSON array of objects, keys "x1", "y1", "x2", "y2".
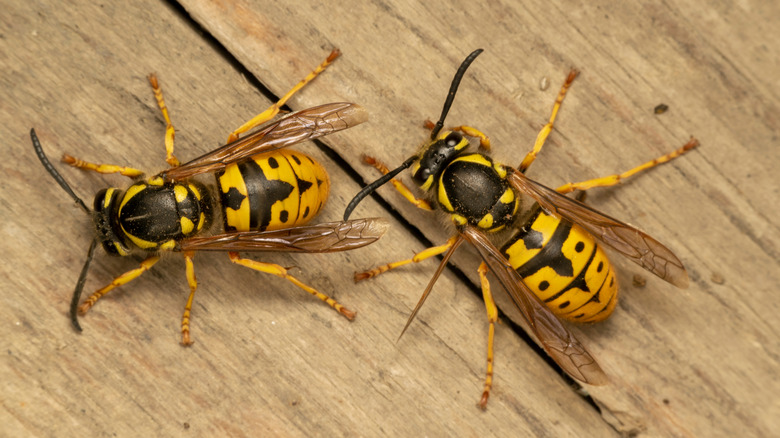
[
  {"x1": 460, "y1": 225, "x2": 608, "y2": 385},
  {"x1": 179, "y1": 218, "x2": 388, "y2": 252},
  {"x1": 161, "y1": 102, "x2": 368, "y2": 181},
  {"x1": 508, "y1": 170, "x2": 689, "y2": 288}
]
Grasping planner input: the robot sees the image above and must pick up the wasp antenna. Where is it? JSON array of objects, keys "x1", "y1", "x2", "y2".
[
  {"x1": 70, "y1": 238, "x2": 98, "y2": 332},
  {"x1": 30, "y1": 129, "x2": 91, "y2": 214},
  {"x1": 343, "y1": 156, "x2": 417, "y2": 221},
  {"x1": 431, "y1": 49, "x2": 484, "y2": 139}
]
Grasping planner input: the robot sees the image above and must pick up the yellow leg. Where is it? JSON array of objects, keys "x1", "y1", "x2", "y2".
[
  {"x1": 363, "y1": 155, "x2": 432, "y2": 210},
  {"x1": 78, "y1": 255, "x2": 161, "y2": 314},
  {"x1": 555, "y1": 137, "x2": 699, "y2": 194},
  {"x1": 423, "y1": 120, "x2": 491, "y2": 151},
  {"x1": 354, "y1": 236, "x2": 457, "y2": 281},
  {"x1": 519, "y1": 69, "x2": 579, "y2": 172},
  {"x1": 226, "y1": 49, "x2": 341, "y2": 143},
  {"x1": 228, "y1": 252, "x2": 355, "y2": 320},
  {"x1": 452, "y1": 125, "x2": 491, "y2": 151},
  {"x1": 180, "y1": 251, "x2": 197, "y2": 346},
  {"x1": 477, "y1": 262, "x2": 499, "y2": 410},
  {"x1": 62, "y1": 154, "x2": 144, "y2": 178},
  {"x1": 147, "y1": 74, "x2": 179, "y2": 167}
]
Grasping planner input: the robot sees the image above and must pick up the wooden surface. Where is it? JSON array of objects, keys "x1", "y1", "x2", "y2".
[{"x1": 2, "y1": 0, "x2": 778, "y2": 436}]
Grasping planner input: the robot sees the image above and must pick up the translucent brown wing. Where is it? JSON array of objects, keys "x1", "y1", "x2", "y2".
[
  {"x1": 161, "y1": 102, "x2": 368, "y2": 181},
  {"x1": 179, "y1": 218, "x2": 388, "y2": 252},
  {"x1": 508, "y1": 170, "x2": 689, "y2": 288},
  {"x1": 460, "y1": 226, "x2": 608, "y2": 385}
]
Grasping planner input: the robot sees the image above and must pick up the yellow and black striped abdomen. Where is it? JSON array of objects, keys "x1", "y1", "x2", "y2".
[
  {"x1": 502, "y1": 210, "x2": 618, "y2": 323},
  {"x1": 216, "y1": 149, "x2": 329, "y2": 232}
]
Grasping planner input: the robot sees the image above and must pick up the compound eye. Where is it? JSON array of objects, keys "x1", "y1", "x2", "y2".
[
  {"x1": 444, "y1": 132, "x2": 463, "y2": 148},
  {"x1": 93, "y1": 189, "x2": 109, "y2": 212}
]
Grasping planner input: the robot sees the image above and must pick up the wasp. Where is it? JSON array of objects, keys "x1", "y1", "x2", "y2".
[
  {"x1": 32, "y1": 49, "x2": 387, "y2": 345},
  {"x1": 343, "y1": 49, "x2": 697, "y2": 408}
]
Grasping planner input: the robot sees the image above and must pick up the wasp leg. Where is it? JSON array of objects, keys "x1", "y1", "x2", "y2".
[
  {"x1": 452, "y1": 125, "x2": 491, "y2": 151},
  {"x1": 147, "y1": 74, "x2": 179, "y2": 167},
  {"x1": 362, "y1": 155, "x2": 433, "y2": 211},
  {"x1": 555, "y1": 137, "x2": 699, "y2": 194},
  {"x1": 78, "y1": 255, "x2": 161, "y2": 314},
  {"x1": 180, "y1": 251, "x2": 197, "y2": 346},
  {"x1": 62, "y1": 154, "x2": 144, "y2": 178},
  {"x1": 477, "y1": 262, "x2": 498, "y2": 410},
  {"x1": 518, "y1": 69, "x2": 579, "y2": 173},
  {"x1": 354, "y1": 236, "x2": 457, "y2": 281},
  {"x1": 424, "y1": 120, "x2": 493, "y2": 151},
  {"x1": 227, "y1": 252, "x2": 355, "y2": 320},
  {"x1": 226, "y1": 49, "x2": 341, "y2": 143}
]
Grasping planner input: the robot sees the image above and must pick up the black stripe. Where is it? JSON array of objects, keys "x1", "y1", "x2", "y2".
[
  {"x1": 239, "y1": 160, "x2": 293, "y2": 230},
  {"x1": 515, "y1": 219, "x2": 576, "y2": 278}
]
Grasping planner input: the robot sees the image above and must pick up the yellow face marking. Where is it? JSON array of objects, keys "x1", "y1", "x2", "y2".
[
  {"x1": 420, "y1": 174, "x2": 434, "y2": 191},
  {"x1": 454, "y1": 138, "x2": 469, "y2": 151},
  {"x1": 411, "y1": 161, "x2": 421, "y2": 176}
]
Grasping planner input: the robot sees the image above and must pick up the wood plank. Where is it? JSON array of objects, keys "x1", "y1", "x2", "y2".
[
  {"x1": 2, "y1": 1, "x2": 615, "y2": 436},
  {"x1": 178, "y1": 0, "x2": 780, "y2": 436}
]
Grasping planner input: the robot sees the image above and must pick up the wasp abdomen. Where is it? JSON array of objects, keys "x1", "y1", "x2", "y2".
[
  {"x1": 217, "y1": 149, "x2": 329, "y2": 232},
  {"x1": 503, "y1": 210, "x2": 618, "y2": 322}
]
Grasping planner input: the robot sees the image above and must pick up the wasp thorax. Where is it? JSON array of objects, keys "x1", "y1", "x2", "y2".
[
  {"x1": 437, "y1": 154, "x2": 519, "y2": 232},
  {"x1": 91, "y1": 180, "x2": 212, "y2": 255},
  {"x1": 117, "y1": 180, "x2": 211, "y2": 252}
]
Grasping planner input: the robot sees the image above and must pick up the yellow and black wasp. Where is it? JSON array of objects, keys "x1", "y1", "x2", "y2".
[
  {"x1": 343, "y1": 49, "x2": 697, "y2": 408},
  {"x1": 32, "y1": 49, "x2": 387, "y2": 345}
]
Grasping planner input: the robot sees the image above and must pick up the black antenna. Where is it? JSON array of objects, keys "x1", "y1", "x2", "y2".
[
  {"x1": 343, "y1": 49, "x2": 485, "y2": 221},
  {"x1": 30, "y1": 129, "x2": 90, "y2": 214},
  {"x1": 31, "y1": 128, "x2": 97, "y2": 332},
  {"x1": 70, "y1": 239, "x2": 98, "y2": 331},
  {"x1": 430, "y1": 48, "x2": 484, "y2": 139},
  {"x1": 343, "y1": 156, "x2": 416, "y2": 221}
]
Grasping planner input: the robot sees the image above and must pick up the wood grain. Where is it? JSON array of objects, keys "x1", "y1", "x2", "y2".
[{"x1": 2, "y1": 0, "x2": 777, "y2": 436}]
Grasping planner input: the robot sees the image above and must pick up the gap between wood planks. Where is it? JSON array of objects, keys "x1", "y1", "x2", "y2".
[{"x1": 163, "y1": 0, "x2": 604, "y2": 417}]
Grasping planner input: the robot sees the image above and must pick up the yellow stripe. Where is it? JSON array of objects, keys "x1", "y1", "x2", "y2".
[
  {"x1": 120, "y1": 184, "x2": 146, "y2": 211},
  {"x1": 125, "y1": 232, "x2": 158, "y2": 249}
]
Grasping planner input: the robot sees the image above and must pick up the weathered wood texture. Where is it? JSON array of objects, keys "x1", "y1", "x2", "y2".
[{"x1": 1, "y1": 0, "x2": 777, "y2": 437}]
